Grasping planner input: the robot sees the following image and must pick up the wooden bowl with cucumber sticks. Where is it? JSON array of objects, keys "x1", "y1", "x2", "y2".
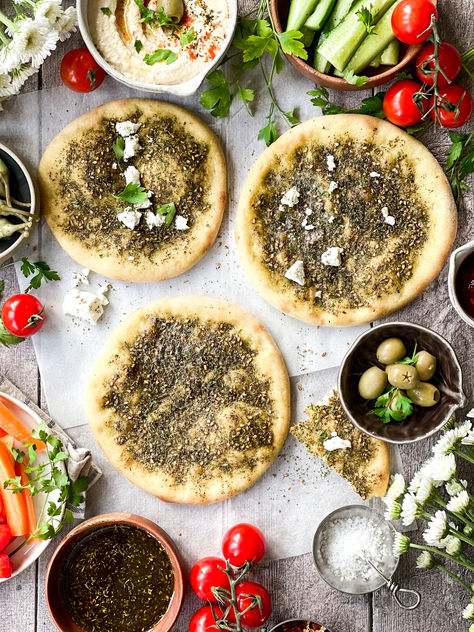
[{"x1": 270, "y1": 0, "x2": 437, "y2": 91}]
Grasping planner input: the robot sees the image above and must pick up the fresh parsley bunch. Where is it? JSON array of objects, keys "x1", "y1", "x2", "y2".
[{"x1": 199, "y1": 0, "x2": 307, "y2": 145}]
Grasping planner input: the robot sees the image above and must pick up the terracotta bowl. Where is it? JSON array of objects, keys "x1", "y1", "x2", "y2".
[
  {"x1": 269, "y1": 0, "x2": 437, "y2": 91},
  {"x1": 338, "y1": 322, "x2": 465, "y2": 444},
  {"x1": 45, "y1": 513, "x2": 184, "y2": 632}
]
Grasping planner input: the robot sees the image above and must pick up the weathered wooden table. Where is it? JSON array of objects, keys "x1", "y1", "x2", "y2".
[{"x1": 1, "y1": 0, "x2": 473, "y2": 630}]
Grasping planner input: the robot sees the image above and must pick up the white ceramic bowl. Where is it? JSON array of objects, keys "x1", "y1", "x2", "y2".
[
  {"x1": 448, "y1": 239, "x2": 474, "y2": 328},
  {"x1": 77, "y1": 0, "x2": 238, "y2": 96},
  {"x1": 0, "y1": 393, "x2": 65, "y2": 581},
  {"x1": 0, "y1": 142, "x2": 38, "y2": 264}
]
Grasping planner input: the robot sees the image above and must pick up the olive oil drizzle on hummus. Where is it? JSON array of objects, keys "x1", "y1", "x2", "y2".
[
  {"x1": 57, "y1": 113, "x2": 209, "y2": 258},
  {"x1": 102, "y1": 317, "x2": 274, "y2": 483},
  {"x1": 253, "y1": 139, "x2": 429, "y2": 315}
]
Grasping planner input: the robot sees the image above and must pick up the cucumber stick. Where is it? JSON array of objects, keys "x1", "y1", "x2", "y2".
[
  {"x1": 304, "y1": 0, "x2": 338, "y2": 30},
  {"x1": 369, "y1": 54, "x2": 381, "y2": 67},
  {"x1": 343, "y1": 0, "x2": 401, "y2": 74},
  {"x1": 287, "y1": 0, "x2": 321, "y2": 31},
  {"x1": 380, "y1": 38, "x2": 399, "y2": 65},
  {"x1": 317, "y1": 0, "x2": 397, "y2": 71},
  {"x1": 300, "y1": 26, "x2": 316, "y2": 47},
  {"x1": 312, "y1": 0, "x2": 355, "y2": 72}
]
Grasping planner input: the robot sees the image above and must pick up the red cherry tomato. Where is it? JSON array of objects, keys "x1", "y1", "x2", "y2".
[
  {"x1": 2, "y1": 294, "x2": 45, "y2": 337},
  {"x1": 429, "y1": 85, "x2": 473, "y2": 128},
  {"x1": 391, "y1": 0, "x2": 438, "y2": 45},
  {"x1": 0, "y1": 524, "x2": 11, "y2": 553},
  {"x1": 0, "y1": 553, "x2": 12, "y2": 579},
  {"x1": 235, "y1": 582, "x2": 272, "y2": 628},
  {"x1": 383, "y1": 80, "x2": 426, "y2": 127},
  {"x1": 190, "y1": 557, "x2": 230, "y2": 602},
  {"x1": 222, "y1": 524, "x2": 266, "y2": 568},
  {"x1": 189, "y1": 606, "x2": 232, "y2": 632},
  {"x1": 60, "y1": 49, "x2": 106, "y2": 93},
  {"x1": 416, "y1": 42, "x2": 462, "y2": 87}
]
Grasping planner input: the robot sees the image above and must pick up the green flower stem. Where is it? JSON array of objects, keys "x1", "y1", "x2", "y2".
[
  {"x1": 0, "y1": 28, "x2": 9, "y2": 45},
  {"x1": 410, "y1": 543, "x2": 474, "y2": 573},
  {"x1": 0, "y1": 10, "x2": 17, "y2": 32},
  {"x1": 429, "y1": 497, "x2": 474, "y2": 530},
  {"x1": 448, "y1": 527, "x2": 474, "y2": 549},
  {"x1": 455, "y1": 448, "x2": 474, "y2": 466},
  {"x1": 434, "y1": 562, "x2": 474, "y2": 593}
]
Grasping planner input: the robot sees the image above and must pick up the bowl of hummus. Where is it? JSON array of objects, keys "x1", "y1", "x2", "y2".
[{"x1": 77, "y1": 0, "x2": 236, "y2": 96}]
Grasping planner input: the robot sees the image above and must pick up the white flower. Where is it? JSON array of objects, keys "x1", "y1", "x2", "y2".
[
  {"x1": 10, "y1": 17, "x2": 58, "y2": 68},
  {"x1": 0, "y1": 73, "x2": 14, "y2": 98},
  {"x1": 56, "y1": 6, "x2": 77, "y2": 42},
  {"x1": 423, "y1": 510, "x2": 448, "y2": 546},
  {"x1": 416, "y1": 551, "x2": 434, "y2": 569},
  {"x1": 415, "y1": 477, "x2": 434, "y2": 504},
  {"x1": 34, "y1": 0, "x2": 63, "y2": 25},
  {"x1": 462, "y1": 428, "x2": 474, "y2": 446},
  {"x1": 9, "y1": 62, "x2": 39, "y2": 92},
  {"x1": 401, "y1": 493, "x2": 421, "y2": 526},
  {"x1": 446, "y1": 490, "x2": 469, "y2": 514},
  {"x1": 384, "y1": 497, "x2": 402, "y2": 521},
  {"x1": 424, "y1": 453, "x2": 456, "y2": 485},
  {"x1": 385, "y1": 473, "x2": 406, "y2": 501},
  {"x1": 393, "y1": 532, "x2": 410, "y2": 555},
  {"x1": 433, "y1": 421, "x2": 471, "y2": 455},
  {"x1": 408, "y1": 471, "x2": 424, "y2": 494},
  {"x1": 446, "y1": 479, "x2": 467, "y2": 496},
  {"x1": 463, "y1": 604, "x2": 474, "y2": 620},
  {"x1": 445, "y1": 535, "x2": 462, "y2": 556}
]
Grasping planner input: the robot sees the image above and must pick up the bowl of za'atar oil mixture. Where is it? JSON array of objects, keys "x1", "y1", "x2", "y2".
[{"x1": 45, "y1": 513, "x2": 184, "y2": 632}]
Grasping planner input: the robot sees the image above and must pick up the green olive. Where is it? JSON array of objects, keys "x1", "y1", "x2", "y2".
[
  {"x1": 407, "y1": 382, "x2": 440, "y2": 407},
  {"x1": 154, "y1": 0, "x2": 184, "y2": 22},
  {"x1": 389, "y1": 390, "x2": 410, "y2": 418},
  {"x1": 386, "y1": 364, "x2": 420, "y2": 390},
  {"x1": 376, "y1": 338, "x2": 407, "y2": 365},
  {"x1": 358, "y1": 366, "x2": 388, "y2": 400},
  {"x1": 415, "y1": 350, "x2": 437, "y2": 381}
]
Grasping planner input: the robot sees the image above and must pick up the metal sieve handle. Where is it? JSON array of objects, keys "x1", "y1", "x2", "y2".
[{"x1": 387, "y1": 581, "x2": 421, "y2": 610}]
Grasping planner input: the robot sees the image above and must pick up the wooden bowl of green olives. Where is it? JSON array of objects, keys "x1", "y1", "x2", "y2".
[{"x1": 338, "y1": 322, "x2": 466, "y2": 444}]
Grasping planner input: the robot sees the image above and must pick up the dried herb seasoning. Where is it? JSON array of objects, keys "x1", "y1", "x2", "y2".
[{"x1": 61, "y1": 524, "x2": 174, "y2": 632}]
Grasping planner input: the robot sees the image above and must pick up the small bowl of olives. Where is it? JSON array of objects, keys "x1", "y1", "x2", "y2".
[{"x1": 338, "y1": 322, "x2": 465, "y2": 444}]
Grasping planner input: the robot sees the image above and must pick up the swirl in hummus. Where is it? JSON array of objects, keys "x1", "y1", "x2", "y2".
[{"x1": 89, "y1": 0, "x2": 229, "y2": 85}]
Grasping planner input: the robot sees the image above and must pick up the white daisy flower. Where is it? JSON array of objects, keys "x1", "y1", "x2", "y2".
[
  {"x1": 416, "y1": 551, "x2": 434, "y2": 569},
  {"x1": 445, "y1": 535, "x2": 462, "y2": 556},
  {"x1": 462, "y1": 428, "x2": 474, "y2": 446},
  {"x1": 9, "y1": 62, "x2": 39, "y2": 92},
  {"x1": 408, "y1": 470, "x2": 424, "y2": 494},
  {"x1": 34, "y1": 0, "x2": 63, "y2": 25},
  {"x1": 433, "y1": 421, "x2": 471, "y2": 456},
  {"x1": 10, "y1": 17, "x2": 58, "y2": 68},
  {"x1": 393, "y1": 532, "x2": 410, "y2": 555},
  {"x1": 446, "y1": 479, "x2": 467, "y2": 496},
  {"x1": 385, "y1": 473, "x2": 406, "y2": 501},
  {"x1": 56, "y1": 6, "x2": 77, "y2": 42},
  {"x1": 425, "y1": 453, "x2": 456, "y2": 485},
  {"x1": 401, "y1": 493, "x2": 422, "y2": 526},
  {"x1": 415, "y1": 477, "x2": 434, "y2": 504},
  {"x1": 384, "y1": 497, "x2": 402, "y2": 521},
  {"x1": 463, "y1": 603, "x2": 474, "y2": 620},
  {"x1": 0, "y1": 73, "x2": 14, "y2": 98},
  {"x1": 423, "y1": 510, "x2": 448, "y2": 546},
  {"x1": 446, "y1": 490, "x2": 470, "y2": 514},
  {"x1": 0, "y1": 42, "x2": 22, "y2": 74}
]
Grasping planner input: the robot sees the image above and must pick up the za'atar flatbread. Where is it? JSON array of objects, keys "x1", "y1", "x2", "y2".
[
  {"x1": 236, "y1": 114, "x2": 457, "y2": 326},
  {"x1": 39, "y1": 99, "x2": 226, "y2": 282},
  {"x1": 86, "y1": 296, "x2": 290, "y2": 504}
]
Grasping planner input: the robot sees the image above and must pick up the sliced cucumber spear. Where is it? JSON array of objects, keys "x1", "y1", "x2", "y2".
[
  {"x1": 300, "y1": 26, "x2": 316, "y2": 47},
  {"x1": 380, "y1": 38, "x2": 400, "y2": 65},
  {"x1": 304, "y1": 0, "x2": 338, "y2": 30},
  {"x1": 317, "y1": 0, "x2": 397, "y2": 71},
  {"x1": 343, "y1": 0, "x2": 401, "y2": 74},
  {"x1": 369, "y1": 54, "x2": 382, "y2": 67},
  {"x1": 287, "y1": 0, "x2": 321, "y2": 31},
  {"x1": 312, "y1": 0, "x2": 355, "y2": 72}
]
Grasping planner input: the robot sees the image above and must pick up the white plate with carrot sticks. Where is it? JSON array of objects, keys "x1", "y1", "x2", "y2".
[{"x1": 0, "y1": 393, "x2": 66, "y2": 580}]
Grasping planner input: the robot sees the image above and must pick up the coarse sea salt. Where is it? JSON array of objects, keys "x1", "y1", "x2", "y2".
[{"x1": 320, "y1": 515, "x2": 387, "y2": 583}]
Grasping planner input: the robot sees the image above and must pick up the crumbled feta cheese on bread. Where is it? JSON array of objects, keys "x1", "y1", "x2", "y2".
[
  {"x1": 175, "y1": 215, "x2": 189, "y2": 230},
  {"x1": 323, "y1": 433, "x2": 351, "y2": 451},
  {"x1": 123, "y1": 134, "x2": 141, "y2": 161},
  {"x1": 321, "y1": 247, "x2": 343, "y2": 267},
  {"x1": 124, "y1": 165, "x2": 140, "y2": 185},
  {"x1": 72, "y1": 268, "x2": 90, "y2": 287},
  {"x1": 117, "y1": 207, "x2": 141, "y2": 229},
  {"x1": 280, "y1": 187, "x2": 300, "y2": 207},
  {"x1": 381, "y1": 206, "x2": 395, "y2": 226},
  {"x1": 326, "y1": 154, "x2": 336, "y2": 171},
  {"x1": 328, "y1": 181, "x2": 338, "y2": 194},
  {"x1": 146, "y1": 211, "x2": 165, "y2": 229},
  {"x1": 115, "y1": 120, "x2": 141, "y2": 137},
  {"x1": 285, "y1": 260, "x2": 305, "y2": 285}
]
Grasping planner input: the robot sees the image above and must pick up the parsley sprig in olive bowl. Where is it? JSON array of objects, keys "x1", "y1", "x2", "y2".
[{"x1": 338, "y1": 322, "x2": 465, "y2": 443}]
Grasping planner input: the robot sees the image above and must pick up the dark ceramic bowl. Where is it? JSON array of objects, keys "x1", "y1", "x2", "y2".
[
  {"x1": 270, "y1": 619, "x2": 331, "y2": 632},
  {"x1": 0, "y1": 142, "x2": 38, "y2": 263},
  {"x1": 338, "y1": 322, "x2": 465, "y2": 444},
  {"x1": 45, "y1": 513, "x2": 184, "y2": 632},
  {"x1": 269, "y1": 0, "x2": 437, "y2": 91}
]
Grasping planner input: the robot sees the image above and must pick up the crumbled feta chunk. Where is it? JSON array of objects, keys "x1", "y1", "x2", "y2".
[
  {"x1": 115, "y1": 120, "x2": 141, "y2": 137},
  {"x1": 285, "y1": 260, "x2": 305, "y2": 286},
  {"x1": 328, "y1": 181, "x2": 338, "y2": 194},
  {"x1": 370, "y1": 171, "x2": 380, "y2": 178},
  {"x1": 63, "y1": 290, "x2": 105, "y2": 325},
  {"x1": 124, "y1": 165, "x2": 140, "y2": 185},
  {"x1": 175, "y1": 215, "x2": 189, "y2": 230},
  {"x1": 305, "y1": 208, "x2": 313, "y2": 216},
  {"x1": 128, "y1": 256, "x2": 135, "y2": 261},
  {"x1": 323, "y1": 433, "x2": 351, "y2": 451},
  {"x1": 321, "y1": 246, "x2": 343, "y2": 267},
  {"x1": 123, "y1": 134, "x2": 141, "y2": 161},
  {"x1": 134, "y1": 190, "x2": 153, "y2": 210},
  {"x1": 112, "y1": 162, "x2": 118, "y2": 170},
  {"x1": 280, "y1": 187, "x2": 300, "y2": 207},
  {"x1": 146, "y1": 211, "x2": 165, "y2": 229},
  {"x1": 315, "y1": 290, "x2": 322, "y2": 298},
  {"x1": 302, "y1": 218, "x2": 308, "y2": 227},
  {"x1": 381, "y1": 206, "x2": 395, "y2": 226},
  {"x1": 117, "y1": 207, "x2": 141, "y2": 229},
  {"x1": 72, "y1": 268, "x2": 90, "y2": 287},
  {"x1": 328, "y1": 215, "x2": 335, "y2": 224},
  {"x1": 326, "y1": 154, "x2": 336, "y2": 171},
  {"x1": 97, "y1": 282, "x2": 111, "y2": 306}
]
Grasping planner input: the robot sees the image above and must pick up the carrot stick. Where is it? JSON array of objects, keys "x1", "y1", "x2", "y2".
[
  {"x1": 0, "y1": 401, "x2": 45, "y2": 452},
  {"x1": 14, "y1": 462, "x2": 36, "y2": 538},
  {"x1": 0, "y1": 440, "x2": 27, "y2": 537},
  {"x1": 0, "y1": 428, "x2": 6, "y2": 438}
]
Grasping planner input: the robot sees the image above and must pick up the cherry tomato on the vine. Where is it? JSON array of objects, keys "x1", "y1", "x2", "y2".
[
  {"x1": 2, "y1": 294, "x2": 45, "y2": 337},
  {"x1": 60, "y1": 49, "x2": 106, "y2": 93},
  {"x1": 235, "y1": 582, "x2": 272, "y2": 629},
  {"x1": 222, "y1": 523, "x2": 266, "y2": 568},
  {"x1": 383, "y1": 80, "x2": 426, "y2": 127},
  {"x1": 0, "y1": 524, "x2": 11, "y2": 553},
  {"x1": 0, "y1": 553, "x2": 12, "y2": 579},
  {"x1": 429, "y1": 85, "x2": 473, "y2": 128},
  {"x1": 189, "y1": 606, "x2": 233, "y2": 632},
  {"x1": 190, "y1": 557, "x2": 230, "y2": 602},
  {"x1": 391, "y1": 0, "x2": 438, "y2": 45},
  {"x1": 416, "y1": 42, "x2": 462, "y2": 87}
]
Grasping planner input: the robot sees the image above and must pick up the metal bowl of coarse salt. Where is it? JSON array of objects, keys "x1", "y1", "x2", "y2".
[{"x1": 313, "y1": 505, "x2": 420, "y2": 609}]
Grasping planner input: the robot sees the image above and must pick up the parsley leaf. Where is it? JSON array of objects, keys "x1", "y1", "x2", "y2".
[
  {"x1": 180, "y1": 27, "x2": 195, "y2": 48},
  {"x1": 144, "y1": 49, "x2": 177, "y2": 65},
  {"x1": 444, "y1": 131, "x2": 474, "y2": 210},
  {"x1": 199, "y1": 69, "x2": 233, "y2": 118},
  {"x1": 0, "y1": 321, "x2": 24, "y2": 348},
  {"x1": 157, "y1": 202, "x2": 177, "y2": 226},
  {"x1": 357, "y1": 5, "x2": 376, "y2": 34},
  {"x1": 112, "y1": 136, "x2": 125, "y2": 164},
  {"x1": 101, "y1": 7, "x2": 112, "y2": 15},
  {"x1": 134, "y1": 39, "x2": 143, "y2": 53},
  {"x1": 20, "y1": 258, "x2": 60, "y2": 293},
  {"x1": 133, "y1": 0, "x2": 156, "y2": 23},
  {"x1": 343, "y1": 70, "x2": 370, "y2": 86},
  {"x1": 277, "y1": 30, "x2": 308, "y2": 60},
  {"x1": 372, "y1": 388, "x2": 413, "y2": 424},
  {"x1": 258, "y1": 117, "x2": 277, "y2": 146},
  {"x1": 113, "y1": 183, "x2": 148, "y2": 204}
]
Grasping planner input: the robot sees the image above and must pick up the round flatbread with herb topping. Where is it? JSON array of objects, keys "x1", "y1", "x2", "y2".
[
  {"x1": 86, "y1": 296, "x2": 290, "y2": 504},
  {"x1": 236, "y1": 114, "x2": 457, "y2": 326},
  {"x1": 38, "y1": 98, "x2": 226, "y2": 282}
]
